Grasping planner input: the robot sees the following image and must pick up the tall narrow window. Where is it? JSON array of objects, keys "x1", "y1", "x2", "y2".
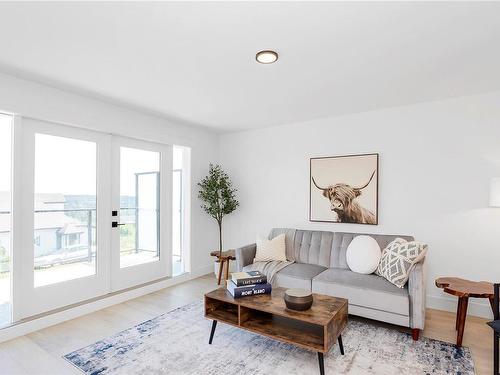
[
  {"x1": 34, "y1": 134, "x2": 97, "y2": 287},
  {"x1": 0, "y1": 113, "x2": 12, "y2": 326},
  {"x1": 172, "y1": 146, "x2": 190, "y2": 276}
]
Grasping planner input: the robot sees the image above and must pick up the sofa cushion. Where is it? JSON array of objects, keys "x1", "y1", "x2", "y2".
[
  {"x1": 293, "y1": 230, "x2": 333, "y2": 267},
  {"x1": 275, "y1": 263, "x2": 328, "y2": 291},
  {"x1": 312, "y1": 268, "x2": 409, "y2": 316}
]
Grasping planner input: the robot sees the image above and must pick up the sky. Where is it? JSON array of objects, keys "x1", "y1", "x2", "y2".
[
  {"x1": 36, "y1": 136, "x2": 161, "y2": 197},
  {"x1": 35, "y1": 133, "x2": 97, "y2": 195},
  {"x1": 120, "y1": 146, "x2": 159, "y2": 197}
]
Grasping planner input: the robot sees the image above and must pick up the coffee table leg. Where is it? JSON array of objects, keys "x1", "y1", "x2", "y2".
[
  {"x1": 209, "y1": 320, "x2": 217, "y2": 344},
  {"x1": 338, "y1": 335, "x2": 344, "y2": 355},
  {"x1": 456, "y1": 296, "x2": 469, "y2": 347},
  {"x1": 318, "y1": 352, "x2": 325, "y2": 375}
]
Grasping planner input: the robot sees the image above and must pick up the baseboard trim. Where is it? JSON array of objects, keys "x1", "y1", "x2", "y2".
[
  {"x1": 427, "y1": 294, "x2": 494, "y2": 320},
  {"x1": 0, "y1": 264, "x2": 213, "y2": 343}
]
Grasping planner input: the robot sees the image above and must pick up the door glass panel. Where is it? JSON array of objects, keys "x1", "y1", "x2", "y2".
[
  {"x1": 119, "y1": 147, "x2": 160, "y2": 268},
  {"x1": 34, "y1": 134, "x2": 97, "y2": 287},
  {"x1": 0, "y1": 113, "x2": 12, "y2": 326}
]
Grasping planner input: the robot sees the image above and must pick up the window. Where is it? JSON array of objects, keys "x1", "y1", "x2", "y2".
[
  {"x1": 0, "y1": 113, "x2": 12, "y2": 327},
  {"x1": 172, "y1": 146, "x2": 190, "y2": 276},
  {"x1": 62, "y1": 233, "x2": 81, "y2": 248}
]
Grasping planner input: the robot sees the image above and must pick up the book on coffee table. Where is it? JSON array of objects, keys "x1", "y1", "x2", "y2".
[
  {"x1": 226, "y1": 280, "x2": 272, "y2": 298},
  {"x1": 231, "y1": 271, "x2": 267, "y2": 286}
]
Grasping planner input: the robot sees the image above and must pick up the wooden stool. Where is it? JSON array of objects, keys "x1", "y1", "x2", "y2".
[
  {"x1": 210, "y1": 250, "x2": 236, "y2": 285},
  {"x1": 436, "y1": 277, "x2": 495, "y2": 347}
]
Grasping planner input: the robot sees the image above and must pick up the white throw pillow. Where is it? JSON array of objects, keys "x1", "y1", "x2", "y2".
[
  {"x1": 346, "y1": 235, "x2": 381, "y2": 274},
  {"x1": 254, "y1": 234, "x2": 287, "y2": 262}
]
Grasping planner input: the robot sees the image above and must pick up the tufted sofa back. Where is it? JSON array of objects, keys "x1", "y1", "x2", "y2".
[{"x1": 269, "y1": 228, "x2": 414, "y2": 269}]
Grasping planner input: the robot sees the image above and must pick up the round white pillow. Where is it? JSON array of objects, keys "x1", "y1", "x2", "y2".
[{"x1": 346, "y1": 235, "x2": 381, "y2": 274}]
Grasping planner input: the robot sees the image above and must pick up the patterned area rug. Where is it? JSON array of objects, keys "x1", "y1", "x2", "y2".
[{"x1": 64, "y1": 301, "x2": 475, "y2": 375}]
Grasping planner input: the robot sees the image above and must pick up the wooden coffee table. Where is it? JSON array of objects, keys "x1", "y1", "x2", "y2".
[
  {"x1": 436, "y1": 277, "x2": 495, "y2": 347},
  {"x1": 204, "y1": 287, "x2": 348, "y2": 375}
]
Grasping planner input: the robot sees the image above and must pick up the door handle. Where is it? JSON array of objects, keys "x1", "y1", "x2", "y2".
[{"x1": 112, "y1": 222, "x2": 126, "y2": 228}]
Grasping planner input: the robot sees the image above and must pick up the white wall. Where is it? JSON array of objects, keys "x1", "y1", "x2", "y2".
[
  {"x1": 0, "y1": 72, "x2": 219, "y2": 275},
  {"x1": 220, "y1": 91, "x2": 500, "y2": 319},
  {"x1": 4, "y1": 70, "x2": 498, "y2": 319}
]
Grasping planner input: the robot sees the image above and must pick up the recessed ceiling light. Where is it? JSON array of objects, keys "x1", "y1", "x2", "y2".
[{"x1": 256, "y1": 50, "x2": 278, "y2": 64}]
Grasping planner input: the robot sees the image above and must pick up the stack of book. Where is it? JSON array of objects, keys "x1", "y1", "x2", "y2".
[{"x1": 226, "y1": 271, "x2": 272, "y2": 298}]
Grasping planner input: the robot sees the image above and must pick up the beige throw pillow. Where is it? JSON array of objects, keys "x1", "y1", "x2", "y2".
[
  {"x1": 254, "y1": 234, "x2": 287, "y2": 262},
  {"x1": 376, "y1": 238, "x2": 428, "y2": 288}
]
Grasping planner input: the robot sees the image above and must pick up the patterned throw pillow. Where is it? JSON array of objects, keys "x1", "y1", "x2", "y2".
[{"x1": 376, "y1": 238, "x2": 428, "y2": 288}]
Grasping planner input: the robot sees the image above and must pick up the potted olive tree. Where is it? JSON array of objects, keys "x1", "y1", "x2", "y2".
[{"x1": 198, "y1": 164, "x2": 239, "y2": 276}]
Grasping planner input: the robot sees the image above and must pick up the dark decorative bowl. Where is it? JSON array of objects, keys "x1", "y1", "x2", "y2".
[{"x1": 284, "y1": 288, "x2": 313, "y2": 311}]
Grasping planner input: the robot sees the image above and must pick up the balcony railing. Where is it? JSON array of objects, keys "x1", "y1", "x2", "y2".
[
  {"x1": 0, "y1": 208, "x2": 159, "y2": 271},
  {"x1": 0, "y1": 204, "x2": 181, "y2": 272}
]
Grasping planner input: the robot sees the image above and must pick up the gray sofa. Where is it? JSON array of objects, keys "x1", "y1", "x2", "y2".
[{"x1": 235, "y1": 228, "x2": 426, "y2": 340}]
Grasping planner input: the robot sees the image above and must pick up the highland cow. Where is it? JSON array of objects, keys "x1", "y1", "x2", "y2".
[{"x1": 312, "y1": 170, "x2": 376, "y2": 224}]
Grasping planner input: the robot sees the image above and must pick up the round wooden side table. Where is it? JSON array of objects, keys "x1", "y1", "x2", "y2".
[
  {"x1": 210, "y1": 250, "x2": 236, "y2": 285},
  {"x1": 435, "y1": 277, "x2": 495, "y2": 347}
]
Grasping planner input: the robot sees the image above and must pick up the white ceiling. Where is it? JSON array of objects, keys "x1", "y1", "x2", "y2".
[{"x1": 0, "y1": 2, "x2": 499, "y2": 132}]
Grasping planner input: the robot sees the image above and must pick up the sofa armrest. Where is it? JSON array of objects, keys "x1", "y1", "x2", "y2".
[
  {"x1": 408, "y1": 258, "x2": 426, "y2": 330},
  {"x1": 235, "y1": 243, "x2": 257, "y2": 271}
]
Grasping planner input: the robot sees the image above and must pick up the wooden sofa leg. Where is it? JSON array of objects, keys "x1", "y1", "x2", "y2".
[{"x1": 412, "y1": 328, "x2": 420, "y2": 341}]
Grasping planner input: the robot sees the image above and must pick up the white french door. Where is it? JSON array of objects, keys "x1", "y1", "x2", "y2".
[
  {"x1": 16, "y1": 119, "x2": 111, "y2": 319},
  {"x1": 110, "y1": 137, "x2": 171, "y2": 291},
  {"x1": 15, "y1": 120, "x2": 172, "y2": 319}
]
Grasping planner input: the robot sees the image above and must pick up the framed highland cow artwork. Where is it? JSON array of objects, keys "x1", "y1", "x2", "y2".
[{"x1": 310, "y1": 153, "x2": 378, "y2": 225}]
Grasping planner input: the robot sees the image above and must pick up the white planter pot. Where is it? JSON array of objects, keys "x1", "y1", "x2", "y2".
[{"x1": 213, "y1": 259, "x2": 237, "y2": 278}]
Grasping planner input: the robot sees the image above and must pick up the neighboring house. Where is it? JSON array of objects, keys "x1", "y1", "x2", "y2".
[{"x1": 0, "y1": 192, "x2": 93, "y2": 271}]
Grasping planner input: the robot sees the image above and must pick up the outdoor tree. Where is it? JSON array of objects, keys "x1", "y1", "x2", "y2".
[{"x1": 198, "y1": 164, "x2": 239, "y2": 256}]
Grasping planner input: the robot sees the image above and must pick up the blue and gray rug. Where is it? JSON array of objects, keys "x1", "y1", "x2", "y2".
[{"x1": 64, "y1": 301, "x2": 475, "y2": 374}]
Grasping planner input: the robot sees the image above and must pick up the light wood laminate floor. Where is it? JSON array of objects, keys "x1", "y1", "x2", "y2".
[{"x1": 0, "y1": 274, "x2": 494, "y2": 374}]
